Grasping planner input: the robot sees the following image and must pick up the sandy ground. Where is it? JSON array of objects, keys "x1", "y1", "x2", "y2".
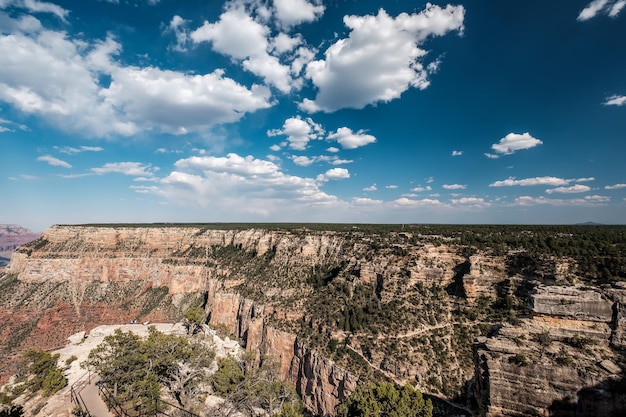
[{"x1": 7, "y1": 323, "x2": 242, "y2": 417}]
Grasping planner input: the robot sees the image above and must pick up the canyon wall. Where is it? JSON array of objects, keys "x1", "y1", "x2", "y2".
[{"x1": 1, "y1": 224, "x2": 625, "y2": 416}]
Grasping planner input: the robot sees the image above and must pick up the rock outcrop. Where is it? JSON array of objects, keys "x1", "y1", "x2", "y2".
[{"x1": 473, "y1": 284, "x2": 626, "y2": 417}]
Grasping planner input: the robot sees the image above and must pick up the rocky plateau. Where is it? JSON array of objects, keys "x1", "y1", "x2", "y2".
[{"x1": 1, "y1": 224, "x2": 625, "y2": 416}]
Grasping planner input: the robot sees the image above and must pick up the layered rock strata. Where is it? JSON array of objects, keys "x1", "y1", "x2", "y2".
[{"x1": 1, "y1": 225, "x2": 625, "y2": 416}]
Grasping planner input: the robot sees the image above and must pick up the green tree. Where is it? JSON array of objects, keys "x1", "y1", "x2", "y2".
[
  {"x1": 85, "y1": 328, "x2": 216, "y2": 414},
  {"x1": 184, "y1": 306, "x2": 206, "y2": 336},
  {"x1": 21, "y1": 349, "x2": 67, "y2": 397},
  {"x1": 143, "y1": 329, "x2": 215, "y2": 410},
  {"x1": 337, "y1": 382, "x2": 432, "y2": 417},
  {"x1": 211, "y1": 354, "x2": 303, "y2": 417}
]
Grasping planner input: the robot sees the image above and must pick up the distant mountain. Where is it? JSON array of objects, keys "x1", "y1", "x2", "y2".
[
  {"x1": 576, "y1": 221, "x2": 605, "y2": 225},
  {"x1": 0, "y1": 224, "x2": 41, "y2": 268}
]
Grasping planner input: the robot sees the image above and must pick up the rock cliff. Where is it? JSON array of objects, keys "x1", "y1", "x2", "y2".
[{"x1": 1, "y1": 224, "x2": 625, "y2": 416}]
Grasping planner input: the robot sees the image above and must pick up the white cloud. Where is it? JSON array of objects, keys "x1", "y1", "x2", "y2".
[
  {"x1": 139, "y1": 153, "x2": 339, "y2": 217},
  {"x1": 451, "y1": 197, "x2": 491, "y2": 208},
  {"x1": 267, "y1": 116, "x2": 324, "y2": 150},
  {"x1": 490, "y1": 176, "x2": 570, "y2": 187},
  {"x1": 352, "y1": 197, "x2": 383, "y2": 205},
  {"x1": 0, "y1": 0, "x2": 69, "y2": 22},
  {"x1": 577, "y1": 0, "x2": 625, "y2": 20},
  {"x1": 299, "y1": 4, "x2": 464, "y2": 112},
  {"x1": 327, "y1": 127, "x2": 376, "y2": 149},
  {"x1": 102, "y1": 66, "x2": 272, "y2": 135},
  {"x1": 317, "y1": 167, "x2": 350, "y2": 182},
  {"x1": 393, "y1": 197, "x2": 446, "y2": 207},
  {"x1": 575, "y1": 177, "x2": 595, "y2": 182},
  {"x1": 55, "y1": 145, "x2": 103, "y2": 154},
  {"x1": 443, "y1": 183, "x2": 466, "y2": 190},
  {"x1": 363, "y1": 183, "x2": 377, "y2": 192},
  {"x1": 386, "y1": 185, "x2": 398, "y2": 189},
  {"x1": 513, "y1": 195, "x2": 610, "y2": 206},
  {"x1": 273, "y1": 0, "x2": 325, "y2": 29},
  {"x1": 326, "y1": 147, "x2": 339, "y2": 153},
  {"x1": 291, "y1": 155, "x2": 315, "y2": 166},
  {"x1": 426, "y1": 176, "x2": 434, "y2": 183},
  {"x1": 484, "y1": 153, "x2": 499, "y2": 159},
  {"x1": 0, "y1": 117, "x2": 28, "y2": 132},
  {"x1": 189, "y1": 5, "x2": 301, "y2": 93},
  {"x1": 605, "y1": 183, "x2": 626, "y2": 189},
  {"x1": 610, "y1": 0, "x2": 626, "y2": 16},
  {"x1": 491, "y1": 132, "x2": 543, "y2": 155},
  {"x1": 167, "y1": 15, "x2": 190, "y2": 52},
  {"x1": 92, "y1": 162, "x2": 156, "y2": 177},
  {"x1": 37, "y1": 154, "x2": 71, "y2": 168},
  {"x1": 545, "y1": 184, "x2": 591, "y2": 194},
  {"x1": 410, "y1": 185, "x2": 432, "y2": 192},
  {"x1": 451, "y1": 150, "x2": 463, "y2": 156},
  {"x1": 0, "y1": 20, "x2": 272, "y2": 138},
  {"x1": 604, "y1": 95, "x2": 626, "y2": 106},
  {"x1": 272, "y1": 32, "x2": 301, "y2": 54}
]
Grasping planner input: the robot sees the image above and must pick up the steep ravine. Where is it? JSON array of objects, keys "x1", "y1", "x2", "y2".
[{"x1": 1, "y1": 224, "x2": 625, "y2": 416}]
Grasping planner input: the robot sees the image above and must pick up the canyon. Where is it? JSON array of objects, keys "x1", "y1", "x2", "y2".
[
  {"x1": 0, "y1": 225, "x2": 40, "y2": 270},
  {"x1": 1, "y1": 224, "x2": 625, "y2": 416}
]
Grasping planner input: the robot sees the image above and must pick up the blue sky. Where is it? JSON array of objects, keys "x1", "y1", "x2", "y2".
[{"x1": 1, "y1": 0, "x2": 625, "y2": 231}]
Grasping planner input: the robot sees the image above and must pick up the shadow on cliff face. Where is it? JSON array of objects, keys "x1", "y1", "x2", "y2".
[
  {"x1": 446, "y1": 260, "x2": 470, "y2": 298},
  {"x1": 548, "y1": 363, "x2": 626, "y2": 416}
]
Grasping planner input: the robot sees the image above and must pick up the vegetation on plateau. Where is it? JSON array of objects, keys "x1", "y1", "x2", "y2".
[
  {"x1": 0, "y1": 349, "x2": 67, "y2": 414},
  {"x1": 337, "y1": 382, "x2": 432, "y2": 417},
  {"x1": 83, "y1": 325, "x2": 307, "y2": 417}
]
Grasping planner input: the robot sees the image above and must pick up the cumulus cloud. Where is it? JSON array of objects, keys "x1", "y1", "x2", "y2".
[
  {"x1": 291, "y1": 155, "x2": 352, "y2": 166},
  {"x1": 273, "y1": 0, "x2": 324, "y2": 29},
  {"x1": 545, "y1": 184, "x2": 591, "y2": 194},
  {"x1": 577, "y1": 0, "x2": 626, "y2": 21},
  {"x1": 604, "y1": 95, "x2": 626, "y2": 106},
  {"x1": 605, "y1": 183, "x2": 626, "y2": 189},
  {"x1": 352, "y1": 197, "x2": 383, "y2": 205},
  {"x1": 291, "y1": 155, "x2": 315, "y2": 166},
  {"x1": 137, "y1": 153, "x2": 339, "y2": 217},
  {"x1": 491, "y1": 132, "x2": 543, "y2": 155},
  {"x1": 484, "y1": 153, "x2": 499, "y2": 159},
  {"x1": 443, "y1": 184, "x2": 466, "y2": 190},
  {"x1": 189, "y1": 3, "x2": 312, "y2": 92},
  {"x1": 363, "y1": 183, "x2": 377, "y2": 192},
  {"x1": 267, "y1": 116, "x2": 324, "y2": 150},
  {"x1": 489, "y1": 176, "x2": 569, "y2": 187},
  {"x1": 410, "y1": 185, "x2": 432, "y2": 192},
  {"x1": 317, "y1": 167, "x2": 350, "y2": 182},
  {"x1": 37, "y1": 154, "x2": 71, "y2": 168},
  {"x1": 451, "y1": 197, "x2": 491, "y2": 208},
  {"x1": 451, "y1": 150, "x2": 463, "y2": 156},
  {"x1": 0, "y1": 18, "x2": 272, "y2": 138},
  {"x1": 299, "y1": 4, "x2": 465, "y2": 112},
  {"x1": 393, "y1": 197, "x2": 446, "y2": 207},
  {"x1": 575, "y1": 177, "x2": 595, "y2": 182},
  {"x1": 328, "y1": 127, "x2": 376, "y2": 149}
]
